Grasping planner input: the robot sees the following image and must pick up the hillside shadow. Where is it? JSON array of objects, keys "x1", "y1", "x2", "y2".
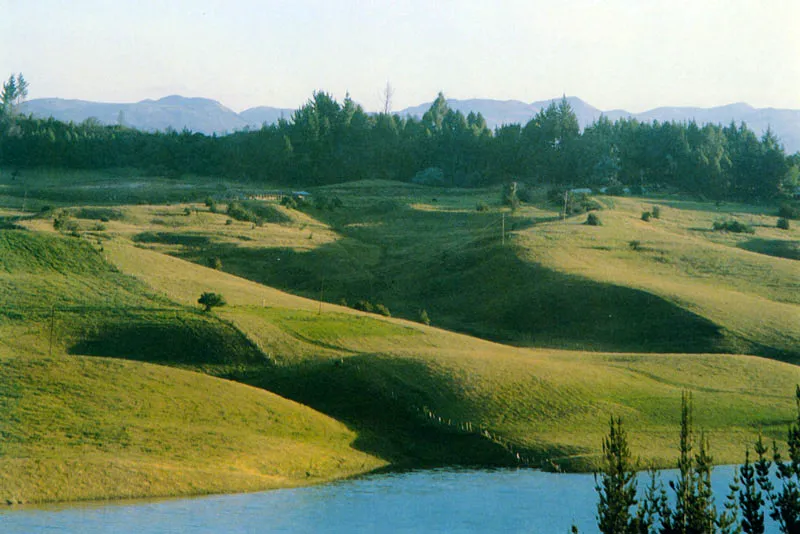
[
  {"x1": 416, "y1": 243, "x2": 732, "y2": 355},
  {"x1": 67, "y1": 309, "x2": 264, "y2": 369},
  {"x1": 248, "y1": 354, "x2": 578, "y2": 468},
  {"x1": 738, "y1": 238, "x2": 799, "y2": 261}
]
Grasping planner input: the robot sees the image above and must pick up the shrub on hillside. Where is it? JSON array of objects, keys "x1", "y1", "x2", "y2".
[
  {"x1": 280, "y1": 195, "x2": 298, "y2": 210},
  {"x1": 628, "y1": 240, "x2": 642, "y2": 251},
  {"x1": 53, "y1": 211, "x2": 79, "y2": 233},
  {"x1": 198, "y1": 292, "x2": 226, "y2": 312},
  {"x1": 476, "y1": 201, "x2": 489, "y2": 212},
  {"x1": 778, "y1": 203, "x2": 799, "y2": 220},
  {"x1": 207, "y1": 257, "x2": 222, "y2": 270},
  {"x1": 549, "y1": 189, "x2": 603, "y2": 216},
  {"x1": 353, "y1": 300, "x2": 374, "y2": 313},
  {"x1": 586, "y1": 213, "x2": 602, "y2": 226},
  {"x1": 777, "y1": 217, "x2": 791, "y2": 230},
  {"x1": 227, "y1": 201, "x2": 263, "y2": 225},
  {"x1": 651, "y1": 205, "x2": 661, "y2": 219},
  {"x1": 374, "y1": 303, "x2": 391, "y2": 317},
  {"x1": 604, "y1": 184, "x2": 626, "y2": 196},
  {"x1": 712, "y1": 219, "x2": 754, "y2": 234},
  {"x1": 419, "y1": 309, "x2": 431, "y2": 326},
  {"x1": 516, "y1": 186, "x2": 534, "y2": 204},
  {"x1": 641, "y1": 211, "x2": 652, "y2": 222}
]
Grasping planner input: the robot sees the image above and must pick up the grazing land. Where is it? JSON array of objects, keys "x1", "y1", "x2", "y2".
[{"x1": 1, "y1": 170, "x2": 799, "y2": 504}]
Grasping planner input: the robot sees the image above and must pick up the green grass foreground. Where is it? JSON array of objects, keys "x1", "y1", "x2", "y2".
[{"x1": 1, "y1": 171, "x2": 799, "y2": 504}]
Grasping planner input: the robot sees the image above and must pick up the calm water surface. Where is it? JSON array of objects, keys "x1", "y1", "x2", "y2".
[{"x1": 0, "y1": 465, "x2": 764, "y2": 533}]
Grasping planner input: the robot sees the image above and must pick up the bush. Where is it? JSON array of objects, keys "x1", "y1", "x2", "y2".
[
  {"x1": 205, "y1": 197, "x2": 218, "y2": 213},
  {"x1": 586, "y1": 213, "x2": 602, "y2": 226},
  {"x1": 605, "y1": 184, "x2": 626, "y2": 196},
  {"x1": 198, "y1": 292, "x2": 226, "y2": 312},
  {"x1": 778, "y1": 203, "x2": 799, "y2": 220},
  {"x1": 207, "y1": 257, "x2": 222, "y2": 270},
  {"x1": 280, "y1": 195, "x2": 298, "y2": 210},
  {"x1": 476, "y1": 201, "x2": 490, "y2": 212},
  {"x1": 53, "y1": 211, "x2": 79, "y2": 233},
  {"x1": 629, "y1": 240, "x2": 642, "y2": 251},
  {"x1": 227, "y1": 201, "x2": 263, "y2": 225},
  {"x1": 651, "y1": 205, "x2": 661, "y2": 219},
  {"x1": 712, "y1": 219, "x2": 754, "y2": 234},
  {"x1": 549, "y1": 189, "x2": 603, "y2": 216},
  {"x1": 777, "y1": 217, "x2": 791, "y2": 230},
  {"x1": 517, "y1": 187, "x2": 534, "y2": 204},
  {"x1": 225, "y1": 219, "x2": 233, "y2": 225},
  {"x1": 353, "y1": 300, "x2": 374, "y2": 313},
  {"x1": 641, "y1": 211, "x2": 652, "y2": 222},
  {"x1": 374, "y1": 303, "x2": 391, "y2": 317},
  {"x1": 183, "y1": 207, "x2": 193, "y2": 216},
  {"x1": 419, "y1": 309, "x2": 431, "y2": 326}
]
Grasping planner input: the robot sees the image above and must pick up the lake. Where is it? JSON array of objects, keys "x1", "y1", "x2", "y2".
[{"x1": 0, "y1": 465, "x2": 770, "y2": 533}]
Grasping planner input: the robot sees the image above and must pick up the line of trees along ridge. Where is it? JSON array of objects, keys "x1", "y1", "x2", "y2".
[{"x1": 1, "y1": 84, "x2": 797, "y2": 201}]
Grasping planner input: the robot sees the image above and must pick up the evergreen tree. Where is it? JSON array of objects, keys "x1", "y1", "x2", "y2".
[
  {"x1": 768, "y1": 386, "x2": 800, "y2": 532},
  {"x1": 595, "y1": 416, "x2": 640, "y2": 534},
  {"x1": 739, "y1": 449, "x2": 765, "y2": 534}
]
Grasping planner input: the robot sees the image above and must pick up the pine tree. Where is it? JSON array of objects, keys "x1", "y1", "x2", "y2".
[
  {"x1": 595, "y1": 416, "x2": 639, "y2": 534},
  {"x1": 661, "y1": 392, "x2": 722, "y2": 534},
  {"x1": 768, "y1": 386, "x2": 800, "y2": 532},
  {"x1": 739, "y1": 449, "x2": 765, "y2": 534}
]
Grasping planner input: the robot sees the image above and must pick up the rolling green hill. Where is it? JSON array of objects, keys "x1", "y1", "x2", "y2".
[
  {"x1": 2, "y1": 172, "x2": 799, "y2": 505},
  {"x1": 105, "y1": 234, "x2": 800, "y2": 472},
  {"x1": 0, "y1": 231, "x2": 384, "y2": 504}
]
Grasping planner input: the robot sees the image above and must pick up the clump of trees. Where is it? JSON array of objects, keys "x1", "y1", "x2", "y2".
[
  {"x1": 713, "y1": 219, "x2": 755, "y2": 234},
  {"x1": 590, "y1": 388, "x2": 800, "y2": 533}
]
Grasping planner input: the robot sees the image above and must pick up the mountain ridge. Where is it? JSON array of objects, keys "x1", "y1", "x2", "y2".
[{"x1": 20, "y1": 95, "x2": 800, "y2": 152}]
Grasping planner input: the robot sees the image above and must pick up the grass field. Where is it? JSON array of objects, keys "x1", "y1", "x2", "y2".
[{"x1": 1, "y1": 170, "x2": 799, "y2": 504}]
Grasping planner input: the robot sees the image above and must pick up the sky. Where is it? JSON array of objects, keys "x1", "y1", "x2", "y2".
[{"x1": 2, "y1": 0, "x2": 799, "y2": 113}]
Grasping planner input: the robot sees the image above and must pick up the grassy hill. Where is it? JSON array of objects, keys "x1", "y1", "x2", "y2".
[
  {"x1": 84, "y1": 179, "x2": 798, "y2": 360},
  {"x1": 2, "y1": 172, "x2": 799, "y2": 504},
  {"x1": 0, "y1": 231, "x2": 384, "y2": 504},
  {"x1": 105, "y1": 237, "x2": 800, "y2": 472}
]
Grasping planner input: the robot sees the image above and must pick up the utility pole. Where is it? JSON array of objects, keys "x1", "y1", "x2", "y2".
[
  {"x1": 48, "y1": 306, "x2": 55, "y2": 356},
  {"x1": 501, "y1": 213, "x2": 505, "y2": 245},
  {"x1": 318, "y1": 277, "x2": 324, "y2": 315},
  {"x1": 563, "y1": 190, "x2": 569, "y2": 223}
]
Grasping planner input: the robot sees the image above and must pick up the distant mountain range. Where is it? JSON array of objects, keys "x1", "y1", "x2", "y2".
[{"x1": 20, "y1": 95, "x2": 800, "y2": 153}]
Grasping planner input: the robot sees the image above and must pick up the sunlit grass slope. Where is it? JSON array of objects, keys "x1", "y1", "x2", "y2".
[
  {"x1": 0, "y1": 230, "x2": 384, "y2": 504},
  {"x1": 107, "y1": 240, "x2": 800, "y2": 472},
  {"x1": 0, "y1": 353, "x2": 384, "y2": 504}
]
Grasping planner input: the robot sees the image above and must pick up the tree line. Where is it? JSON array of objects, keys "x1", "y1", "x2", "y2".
[{"x1": 1, "y1": 78, "x2": 798, "y2": 201}]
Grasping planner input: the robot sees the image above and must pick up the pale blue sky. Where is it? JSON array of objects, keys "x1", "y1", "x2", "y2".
[{"x1": 2, "y1": 0, "x2": 799, "y2": 112}]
